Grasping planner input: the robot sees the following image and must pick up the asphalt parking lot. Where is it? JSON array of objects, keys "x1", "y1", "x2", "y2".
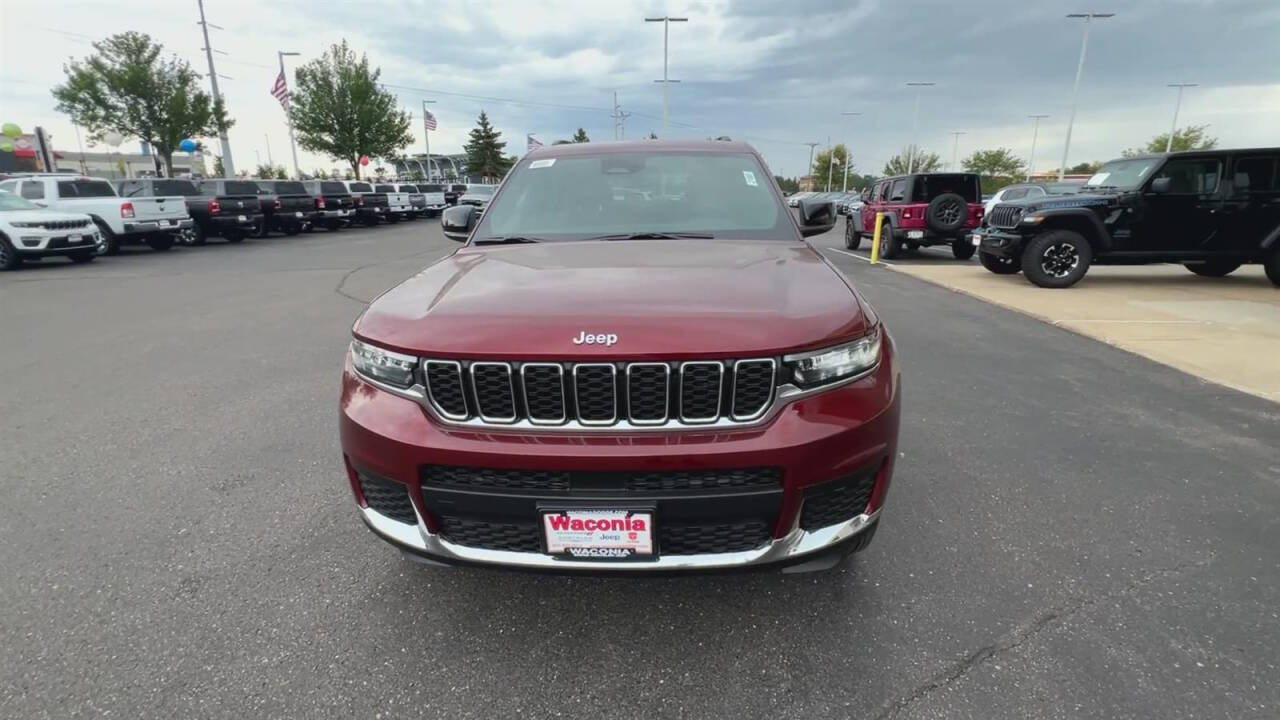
[{"x1": 2, "y1": 221, "x2": 1278, "y2": 719}]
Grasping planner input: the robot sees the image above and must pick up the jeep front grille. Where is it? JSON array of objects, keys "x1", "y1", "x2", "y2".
[
  {"x1": 988, "y1": 205, "x2": 1024, "y2": 229},
  {"x1": 420, "y1": 358, "x2": 777, "y2": 429}
]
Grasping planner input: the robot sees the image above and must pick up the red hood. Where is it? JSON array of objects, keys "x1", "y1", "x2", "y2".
[{"x1": 354, "y1": 239, "x2": 867, "y2": 360}]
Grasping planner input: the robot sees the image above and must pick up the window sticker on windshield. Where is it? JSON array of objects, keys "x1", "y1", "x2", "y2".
[
  {"x1": 529, "y1": 158, "x2": 556, "y2": 169},
  {"x1": 1086, "y1": 172, "x2": 1110, "y2": 186},
  {"x1": 743, "y1": 171, "x2": 758, "y2": 187}
]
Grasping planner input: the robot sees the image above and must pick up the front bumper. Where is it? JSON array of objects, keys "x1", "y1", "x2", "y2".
[
  {"x1": 974, "y1": 228, "x2": 1026, "y2": 258},
  {"x1": 889, "y1": 226, "x2": 976, "y2": 245},
  {"x1": 12, "y1": 231, "x2": 100, "y2": 255},
  {"x1": 123, "y1": 218, "x2": 193, "y2": 234},
  {"x1": 339, "y1": 336, "x2": 901, "y2": 572}
]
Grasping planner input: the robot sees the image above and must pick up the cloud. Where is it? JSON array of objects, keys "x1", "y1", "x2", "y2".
[{"x1": 1, "y1": 0, "x2": 1275, "y2": 179}]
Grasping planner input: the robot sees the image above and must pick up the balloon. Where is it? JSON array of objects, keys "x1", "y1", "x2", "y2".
[
  {"x1": 102, "y1": 131, "x2": 124, "y2": 147},
  {"x1": 0, "y1": 142, "x2": 13, "y2": 152},
  {"x1": 179, "y1": 139, "x2": 197, "y2": 152},
  {"x1": 359, "y1": 155, "x2": 370, "y2": 167},
  {"x1": 1, "y1": 123, "x2": 20, "y2": 139}
]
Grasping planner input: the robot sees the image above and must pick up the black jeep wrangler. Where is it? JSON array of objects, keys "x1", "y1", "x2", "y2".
[{"x1": 975, "y1": 148, "x2": 1280, "y2": 288}]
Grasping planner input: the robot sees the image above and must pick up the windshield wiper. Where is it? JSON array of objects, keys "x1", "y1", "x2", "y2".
[
  {"x1": 589, "y1": 232, "x2": 715, "y2": 241},
  {"x1": 472, "y1": 236, "x2": 542, "y2": 245}
]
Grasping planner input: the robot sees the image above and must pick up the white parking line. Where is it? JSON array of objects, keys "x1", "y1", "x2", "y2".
[{"x1": 826, "y1": 248, "x2": 895, "y2": 266}]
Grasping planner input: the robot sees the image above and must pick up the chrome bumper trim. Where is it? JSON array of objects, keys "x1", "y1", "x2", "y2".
[{"x1": 360, "y1": 505, "x2": 879, "y2": 571}]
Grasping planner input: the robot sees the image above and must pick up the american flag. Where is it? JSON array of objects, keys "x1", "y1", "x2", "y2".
[
  {"x1": 270, "y1": 71, "x2": 289, "y2": 107},
  {"x1": 423, "y1": 110, "x2": 438, "y2": 132},
  {"x1": 526, "y1": 134, "x2": 543, "y2": 152}
]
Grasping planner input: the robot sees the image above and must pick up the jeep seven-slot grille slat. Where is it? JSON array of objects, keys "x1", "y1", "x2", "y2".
[
  {"x1": 422, "y1": 359, "x2": 778, "y2": 428},
  {"x1": 988, "y1": 205, "x2": 1024, "y2": 229}
]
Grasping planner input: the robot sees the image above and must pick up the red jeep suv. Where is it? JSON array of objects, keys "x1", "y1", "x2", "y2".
[
  {"x1": 846, "y1": 172, "x2": 984, "y2": 260},
  {"x1": 339, "y1": 141, "x2": 902, "y2": 573}
]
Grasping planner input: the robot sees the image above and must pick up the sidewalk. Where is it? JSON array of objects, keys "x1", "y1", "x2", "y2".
[{"x1": 888, "y1": 262, "x2": 1280, "y2": 402}]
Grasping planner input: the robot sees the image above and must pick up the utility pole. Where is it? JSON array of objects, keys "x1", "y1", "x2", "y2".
[
  {"x1": 804, "y1": 142, "x2": 819, "y2": 190},
  {"x1": 949, "y1": 131, "x2": 966, "y2": 170},
  {"x1": 197, "y1": 0, "x2": 235, "y2": 177},
  {"x1": 825, "y1": 136, "x2": 835, "y2": 192},
  {"x1": 265, "y1": 133, "x2": 273, "y2": 166},
  {"x1": 1026, "y1": 114, "x2": 1050, "y2": 180},
  {"x1": 278, "y1": 51, "x2": 302, "y2": 179},
  {"x1": 422, "y1": 99, "x2": 436, "y2": 178},
  {"x1": 611, "y1": 91, "x2": 632, "y2": 140},
  {"x1": 1060, "y1": 12, "x2": 1115, "y2": 180},
  {"x1": 840, "y1": 111, "x2": 862, "y2": 192},
  {"x1": 1165, "y1": 83, "x2": 1198, "y2": 153},
  {"x1": 906, "y1": 82, "x2": 935, "y2": 173},
  {"x1": 645, "y1": 16, "x2": 687, "y2": 136}
]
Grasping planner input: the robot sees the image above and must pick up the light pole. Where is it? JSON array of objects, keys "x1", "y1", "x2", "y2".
[
  {"x1": 1059, "y1": 12, "x2": 1114, "y2": 180},
  {"x1": 1165, "y1": 83, "x2": 1197, "y2": 153},
  {"x1": 197, "y1": 0, "x2": 235, "y2": 176},
  {"x1": 949, "y1": 131, "x2": 967, "y2": 170},
  {"x1": 265, "y1": 133, "x2": 273, "y2": 166},
  {"x1": 422, "y1": 99, "x2": 437, "y2": 178},
  {"x1": 645, "y1": 16, "x2": 687, "y2": 136},
  {"x1": 825, "y1": 136, "x2": 836, "y2": 192},
  {"x1": 1026, "y1": 114, "x2": 1050, "y2": 180},
  {"x1": 803, "y1": 142, "x2": 819, "y2": 189},
  {"x1": 278, "y1": 51, "x2": 302, "y2": 179},
  {"x1": 906, "y1": 82, "x2": 935, "y2": 173},
  {"x1": 840, "y1": 111, "x2": 862, "y2": 192}
]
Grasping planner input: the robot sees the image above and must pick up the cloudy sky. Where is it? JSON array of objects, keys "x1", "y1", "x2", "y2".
[{"x1": 1, "y1": 0, "x2": 1276, "y2": 179}]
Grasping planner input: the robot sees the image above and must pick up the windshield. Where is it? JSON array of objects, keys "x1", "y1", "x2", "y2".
[
  {"x1": 1087, "y1": 159, "x2": 1158, "y2": 189},
  {"x1": 477, "y1": 151, "x2": 791, "y2": 241},
  {"x1": 0, "y1": 190, "x2": 39, "y2": 211}
]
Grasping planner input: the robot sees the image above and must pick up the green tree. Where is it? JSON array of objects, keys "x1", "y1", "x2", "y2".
[
  {"x1": 290, "y1": 40, "x2": 411, "y2": 179},
  {"x1": 52, "y1": 32, "x2": 231, "y2": 177},
  {"x1": 774, "y1": 175, "x2": 800, "y2": 194},
  {"x1": 1068, "y1": 161, "x2": 1102, "y2": 174},
  {"x1": 962, "y1": 148, "x2": 1025, "y2": 179},
  {"x1": 273, "y1": 166, "x2": 287, "y2": 179},
  {"x1": 311, "y1": 168, "x2": 329, "y2": 179},
  {"x1": 254, "y1": 163, "x2": 274, "y2": 178},
  {"x1": 1123, "y1": 124, "x2": 1217, "y2": 157},
  {"x1": 572, "y1": 128, "x2": 589, "y2": 143},
  {"x1": 811, "y1": 144, "x2": 855, "y2": 191},
  {"x1": 213, "y1": 155, "x2": 225, "y2": 177},
  {"x1": 883, "y1": 145, "x2": 941, "y2": 175},
  {"x1": 463, "y1": 111, "x2": 511, "y2": 178}
]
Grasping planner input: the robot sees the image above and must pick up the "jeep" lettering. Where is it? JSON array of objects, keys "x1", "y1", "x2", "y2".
[{"x1": 572, "y1": 331, "x2": 618, "y2": 346}]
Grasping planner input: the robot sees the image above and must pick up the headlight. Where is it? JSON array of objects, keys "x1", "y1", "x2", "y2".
[
  {"x1": 349, "y1": 339, "x2": 417, "y2": 388},
  {"x1": 11, "y1": 221, "x2": 43, "y2": 229},
  {"x1": 784, "y1": 327, "x2": 882, "y2": 388},
  {"x1": 1021, "y1": 214, "x2": 1045, "y2": 224}
]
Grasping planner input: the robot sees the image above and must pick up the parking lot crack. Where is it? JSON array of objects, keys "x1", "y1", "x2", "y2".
[{"x1": 872, "y1": 557, "x2": 1213, "y2": 720}]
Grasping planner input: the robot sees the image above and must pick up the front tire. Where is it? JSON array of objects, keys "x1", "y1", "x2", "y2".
[
  {"x1": 1021, "y1": 229, "x2": 1093, "y2": 288},
  {"x1": 94, "y1": 221, "x2": 120, "y2": 256},
  {"x1": 979, "y1": 250, "x2": 1022, "y2": 275},
  {"x1": 951, "y1": 238, "x2": 976, "y2": 260},
  {"x1": 0, "y1": 236, "x2": 21, "y2": 270},
  {"x1": 844, "y1": 220, "x2": 861, "y2": 250},
  {"x1": 1184, "y1": 260, "x2": 1241, "y2": 277}
]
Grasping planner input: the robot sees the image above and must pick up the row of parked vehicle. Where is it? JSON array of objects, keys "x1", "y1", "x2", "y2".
[
  {"x1": 817, "y1": 147, "x2": 1280, "y2": 288},
  {"x1": 0, "y1": 174, "x2": 494, "y2": 270}
]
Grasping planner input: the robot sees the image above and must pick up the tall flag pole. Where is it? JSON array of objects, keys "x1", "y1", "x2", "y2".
[
  {"x1": 272, "y1": 54, "x2": 301, "y2": 179},
  {"x1": 422, "y1": 100, "x2": 438, "y2": 179}
]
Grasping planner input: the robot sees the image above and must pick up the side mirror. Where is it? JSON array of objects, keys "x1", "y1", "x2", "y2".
[
  {"x1": 441, "y1": 204, "x2": 475, "y2": 242},
  {"x1": 1149, "y1": 177, "x2": 1171, "y2": 194},
  {"x1": 797, "y1": 198, "x2": 836, "y2": 238}
]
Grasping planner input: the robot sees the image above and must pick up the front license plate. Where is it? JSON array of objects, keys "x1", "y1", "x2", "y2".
[
  {"x1": 542, "y1": 510, "x2": 654, "y2": 560},
  {"x1": 907, "y1": 230, "x2": 924, "y2": 239},
  {"x1": 971, "y1": 233, "x2": 982, "y2": 246},
  {"x1": 237, "y1": 214, "x2": 247, "y2": 222},
  {"x1": 295, "y1": 211, "x2": 303, "y2": 218},
  {"x1": 68, "y1": 234, "x2": 83, "y2": 243}
]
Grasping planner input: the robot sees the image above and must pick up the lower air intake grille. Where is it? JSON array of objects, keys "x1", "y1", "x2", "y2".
[
  {"x1": 659, "y1": 521, "x2": 771, "y2": 554},
  {"x1": 437, "y1": 515, "x2": 543, "y2": 552},
  {"x1": 358, "y1": 472, "x2": 418, "y2": 524},
  {"x1": 799, "y1": 466, "x2": 878, "y2": 531}
]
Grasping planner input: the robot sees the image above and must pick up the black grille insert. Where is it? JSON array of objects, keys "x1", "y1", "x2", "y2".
[
  {"x1": 425, "y1": 361, "x2": 468, "y2": 418},
  {"x1": 659, "y1": 521, "x2": 771, "y2": 554},
  {"x1": 731, "y1": 360, "x2": 775, "y2": 419},
  {"x1": 989, "y1": 205, "x2": 1024, "y2": 229},
  {"x1": 574, "y1": 365, "x2": 616, "y2": 423},
  {"x1": 521, "y1": 364, "x2": 566, "y2": 423},
  {"x1": 627, "y1": 364, "x2": 669, "y2": 422},
  {"x1": 799, "y1": 467, "x2": 878, "y2": 531},
  {"x1": 421, "y1": 465, "x2": 781, "y2": 494},
  {"x1": 357, "y1": 471, "x2": 417, "y2": 524},
  {"x1": 471, "y1": 363, "x2": 516, "y2": 421},
  {"x1": 424, "y1": 466, "x2": 572, "y2": 492},
  {"x1": 679, "y1": 363, "x2": 723, "y2": 421},
  {"x1": 437, "y1": 515, "x2": 543, "y2": 552}
]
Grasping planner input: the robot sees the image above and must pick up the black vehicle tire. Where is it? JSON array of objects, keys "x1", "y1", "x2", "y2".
[
  {"x1": 844, "y1": 220, "x2": 861, "y2": 250},
  {"x1": 1264, "y1": 248, "x2": 1280, "y2": 287},
  {"x1": 285, "y1": 225, "x2": 301, "y2": 236},
  {"x1": 1183, "y1": 260, "x2": 1242, "y2": 277},
  {"x1": 223, "y1": 230, "x2": 245, "y2": 244},
  {"x1": 253, "y1": 219, "x2": 270, "y2": 238},
  {"x1": 362, "y1": 217, "x2": 379, "y2": 227},
  {"x1": 0, "y1": 236, "x2": 21, "y2": 271},
  {"x1": 146, "y1": 233, "x2": 175, "y2": 252},
  {"x1": 879, "y1": 229, "x2": 903, "y2": 259},
  {"x1": 326, "y1": 220, "x2": 343, "y2": 232},
  {"x1": 94, "y1": 220, "x2": 120, "y2": 256},
  {"x1": 926, "y1": 192, "x2": 968, "y2": 234},
  {"x1": 951, "y1": 238, "x2": 976, "y2": 260},
  {"x1": 1021, "y1": 229, "x2": 1093, "y2": 288},
  {"x1": 189, "y1": 223, "x2": 207, "y2": 246},
  {"x1": 979, "y1": 250, "x2": 1022, "y2": 275},
  {"x1": 68, "y1": 250, "x2": 95, "y2": 264}
]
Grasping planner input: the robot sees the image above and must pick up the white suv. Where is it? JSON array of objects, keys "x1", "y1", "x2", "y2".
[{"x1": 0, "y1": 190, "x2": 99, "y2": 270}]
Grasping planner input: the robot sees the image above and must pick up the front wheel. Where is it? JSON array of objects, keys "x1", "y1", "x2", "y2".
[
  {"x1": 1021, "y1": 230, "x2": 1093, "y2": 288},
  {"x1": 1184, "y1": 260, "x2": 1241, "y2": 277},
  {"x1": 951, "y1": 238, "x2": 976, "y2": 260},
  {"x1": 979, "y1": 250, "x2": 1022, "y2": 275},
  {"x1": 94, "y1": 221, "x2": 120, "y2": 256},
  {"x1": 0, "y1": 236, "x2": 21, "y2": 270},
  {"x1": 844, "y1": 221, "x2": 861, "y2": 250}
]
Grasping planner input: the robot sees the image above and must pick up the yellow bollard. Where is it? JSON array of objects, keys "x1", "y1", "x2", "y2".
[{"x1": 870, "y1": 212, "x2": 885, "y2": 264}]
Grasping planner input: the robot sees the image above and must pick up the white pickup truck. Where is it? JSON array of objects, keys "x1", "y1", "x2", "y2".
[
  {"x1": 373, "y1": 183, "x2": 413, "y2": 222},
  {"x1": 0, "y1": 174, "x2": 193, "y2": 255}
]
